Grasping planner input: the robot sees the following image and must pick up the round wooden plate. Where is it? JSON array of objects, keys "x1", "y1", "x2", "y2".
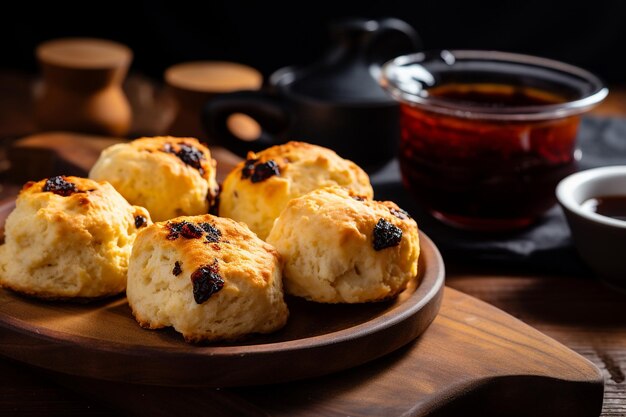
[{"x1": 0, "y1": 201, "x2": 444, "y2": 387}]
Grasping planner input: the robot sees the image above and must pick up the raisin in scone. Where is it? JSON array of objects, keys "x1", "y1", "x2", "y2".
[
  {"x1": 219, "y1": 141, "x2": 373, "y2": 240},
  {"x1": 126, "y1": 214, "x2": 288, "y2": 342},
  {"x1": 266, "y1": 186, "x2": 419, "y2": 303},
  {"x1": 89, "y1": 136, "x2": 219, "y2": 221},
  {"x1": 0, "y1": 176, "x2": 151, "y2": 300}
]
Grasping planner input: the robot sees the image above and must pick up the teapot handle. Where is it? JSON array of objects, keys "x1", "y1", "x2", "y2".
[
  {"x1": 330, "y1": 17, "x2": 422, "y2": 70},
  {"x1": 202, "y1": 90, "x2": 290, "y2": 157},
  {"x1": 374, "y1": 18, "x2": 422, "y2": 54}
]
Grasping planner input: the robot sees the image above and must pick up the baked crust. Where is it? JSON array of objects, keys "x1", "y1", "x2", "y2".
[{"x1": 219, "y1": 141, "x2": 373, "y2": 240}]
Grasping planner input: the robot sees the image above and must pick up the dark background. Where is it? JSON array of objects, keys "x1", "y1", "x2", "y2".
[{"x1": 2, "y1": 1, "x2": 626, "y2": 84}]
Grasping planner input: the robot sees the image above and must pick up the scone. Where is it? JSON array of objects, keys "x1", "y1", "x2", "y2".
[
  {"x1": 89, "y1": 136, "x2": 219, "y2": 222},
  {"x1": 0, "y1": 176, "x2": 151, "y2": 300},
  {"x1": 127, "y1": 214, "x2": 288, "y2": 342},
  {"x1": 219, "y1": 141, "x2": 373, "y2": 239},
  {"x1": 266, "y1": 186, "x2": 419, "y2": 303}
]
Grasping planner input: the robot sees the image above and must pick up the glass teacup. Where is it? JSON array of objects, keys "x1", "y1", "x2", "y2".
[{"x1": 381, "y1": 50, "x2": 608, "y2": 231}]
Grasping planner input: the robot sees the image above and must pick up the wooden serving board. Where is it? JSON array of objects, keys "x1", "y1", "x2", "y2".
[
  {"x1": 50, "y1": 287, "x2": 603, "y2": 417},
  {"x1": 7, "y1": 131, "x2": 241, "y2": 183},
  {"x1": 0, "y1": 132, "x2": 605, "y2": 416}
]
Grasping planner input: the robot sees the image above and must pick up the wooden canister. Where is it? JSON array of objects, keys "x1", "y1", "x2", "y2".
[
  {"x1": 165, "y1": 61, "x2": 262, "y2": 140},
  {"x1": 35, "y1": 38, "x2": 133, "y2": 136}
]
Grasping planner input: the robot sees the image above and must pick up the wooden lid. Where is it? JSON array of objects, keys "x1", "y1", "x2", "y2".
[
  {"x1": 36, "y1": 38, "x2": 132, "y2": 69},
  {"x1": 165, "y1": 61, "x2": 262, "y2": 93}
]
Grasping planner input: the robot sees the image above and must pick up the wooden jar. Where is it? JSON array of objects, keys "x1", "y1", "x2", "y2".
[
  {"x1": 165, "y1": 61, "x2": 262, "y2": 140},
  {"x1": 35, "y1": 38, "x2": 133, "y2": 136}
]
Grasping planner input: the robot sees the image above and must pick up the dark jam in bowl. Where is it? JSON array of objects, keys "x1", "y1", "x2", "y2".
[
  {"x1": 399, "y1": 84, "x2": 580, "y2": 230},
  {"x1": 581, "y1": 195, "x2": 626, "y2": 222}
]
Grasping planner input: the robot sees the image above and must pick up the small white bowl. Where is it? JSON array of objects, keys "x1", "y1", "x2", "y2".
[{"x1": 556, "y1": 166, "x2": 626, "y2": 290}]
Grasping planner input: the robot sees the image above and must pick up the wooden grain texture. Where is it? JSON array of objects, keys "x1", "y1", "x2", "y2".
[
  {"x1": 7, "y1": 132, "x2": 123, "y2": 183},
  {"x1": 7, "y1": 131, "x2": 240, "y2": 183},
  {"x1": 1, "y1": 283, "x2": 610, "y2": 417},
  {"x1": 447, "y1": 272, "x2": 626, "y2": 417},
  {"x1": 0, "y1": 358, "x2": 113, "y2": 417},
  {"x1": 0, "y1": 131, "x2": 607, "y2": 416},
  {"x1": 28, "y1": 287, "x2": 604, "y2": 417}
]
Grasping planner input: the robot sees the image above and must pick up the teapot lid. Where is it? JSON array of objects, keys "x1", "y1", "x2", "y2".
[{"x1": 272, "y1": 18, "x2": 421, "y2": 105}]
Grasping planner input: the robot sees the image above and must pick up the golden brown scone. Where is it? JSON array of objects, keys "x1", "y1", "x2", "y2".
[
  {"x1": 0, "y1": 176, "x2": 151, "y2": 300},
  {"x1": 89, "y1": 136, "x2": 219, "y2": 222},
  {"x1": 219, "y1": 141, "x2": 373, "y2": 240},
  {"x1": 126, "y1": 214, "x2": 288, "y2": 343},
  {"x1": 266, "y1": 186, "x2": 419, "y2": 303}
]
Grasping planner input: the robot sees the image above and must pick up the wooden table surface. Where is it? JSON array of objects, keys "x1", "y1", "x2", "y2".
[{"x1": 0, "y1": 71, "x2": 624, "y2": 416}]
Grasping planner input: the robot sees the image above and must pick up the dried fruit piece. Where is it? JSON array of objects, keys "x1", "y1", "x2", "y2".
[
  {"x1": 207, "y1": 184, "x2": 221, "y2": 215},
  {"x1": 372, "y1": 218, "x2": 402, "y2": 251},
  {"x1": 42, "y1": 176, "x2": 77, "y2": 197},
  {"x1": 240, "y1": 159, "x2": 280, "y2": 183},
  {"x1": 199, "y1": 222, "x2": 221, "y2": 243},
  {"x1": 241, "y1": 159, "x2": 258, "y2": 180},
  {"x1": 167, "y1": 220, "x2": 221, "y2": 242},
  {"x1": 173, "y1": 261, "x2": 182, "y2": 276},
  {"x1": 176, "y1": 143, "x2": 205, "y2": 175},
  {"x1": 180, "y1": 222, "x2": 204, "y2": 239},
  {"x1": 163, "y1": 142, "x2": 206, "y2": 176},
  {"x1": 135, "y1": 215, "x2": 148, "y2": 228},
  {"x1": 166, "y1": 222, "x2": 183, "y2": 240},
  {"x1": 251, "y1": 160, "x2": 280, "y2": 183},
  {"x1": 166, "y1": 221, "x2": 203, "y2": 240},
  {"x1": 390, "y1": 207, "x2": 410, "y2": 220},
  {"x1": 191, "y1": 260, "x2": 224, "y2": 304}
]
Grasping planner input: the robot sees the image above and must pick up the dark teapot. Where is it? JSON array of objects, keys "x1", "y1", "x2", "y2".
[{"x1": 202, "y1": 18, "x2": 421, "y2": 172}]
